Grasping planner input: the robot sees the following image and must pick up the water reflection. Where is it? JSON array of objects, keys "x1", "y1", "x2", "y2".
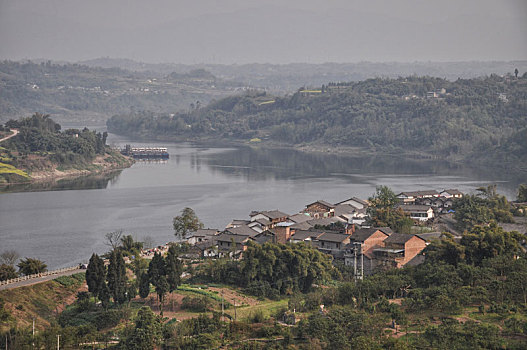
[
  {"x1": 0, "y1": 170, "x2": 123, "y2": 193},
  {"x1": 198, "y1": 145, "x2": 525, "y2": 195}
]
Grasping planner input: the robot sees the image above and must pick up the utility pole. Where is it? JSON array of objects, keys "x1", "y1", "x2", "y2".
[
  {"x1": 360, "y1": 247, "x2": 364, "y2": 280},
  {"x1": 353, "y1": 244, "x2": 357, "y2": 281},
  {"x1": 234, "y1": 299, "x2": 237, "y2": 321},
  {"x1": 57, "y1": 334, "x2": 60, "y2": 350},
  {"x1": 221, "y1": 290, "x2": 224, "y2": 322}
]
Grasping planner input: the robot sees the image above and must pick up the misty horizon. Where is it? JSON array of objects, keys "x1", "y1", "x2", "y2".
[{"x1": 1, "y1": 0, "x2": 526, "y2": 65}]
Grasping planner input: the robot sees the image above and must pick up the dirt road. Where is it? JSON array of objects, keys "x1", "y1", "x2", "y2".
[{"x1": 0, "y1": 129, "x2": 18, "y2": 143}]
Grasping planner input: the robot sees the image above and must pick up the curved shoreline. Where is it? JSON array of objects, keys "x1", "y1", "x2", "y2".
[{"x1": 0, "y1": 153, "x2": 134, "y2": 190}]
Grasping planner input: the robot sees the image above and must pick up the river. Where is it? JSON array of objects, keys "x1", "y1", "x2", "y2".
[{"x1": 0, "y1": 134, "x2": 524, "y2": 269}]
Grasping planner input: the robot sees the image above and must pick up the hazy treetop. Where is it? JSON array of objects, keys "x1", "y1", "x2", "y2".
[{"x1": 0, "y1": 0, "x2": 525, "y2": 64}]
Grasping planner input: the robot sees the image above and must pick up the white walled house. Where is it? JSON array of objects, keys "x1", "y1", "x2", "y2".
[{"x1": 398, "y1": 205, "x2": 434, "y2": 221}]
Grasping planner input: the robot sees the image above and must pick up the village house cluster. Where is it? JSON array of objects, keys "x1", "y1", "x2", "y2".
[{"x1": 182, "y1": 189, "x2": 464, "y2": 277}]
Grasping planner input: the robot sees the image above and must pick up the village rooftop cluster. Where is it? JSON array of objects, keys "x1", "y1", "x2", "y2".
[{"x1": 181, "y1": 189, "x2": 464, "y2": 278}]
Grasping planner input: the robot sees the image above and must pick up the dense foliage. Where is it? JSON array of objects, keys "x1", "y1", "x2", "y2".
[
  {"x1": 198, "y1": 242, "x2": 337, "y2": 298},
  {"x1": 16, "y1": 257, "x2": 47, "y2": 276},
  {"x1": 0, "y1": 113, "x2": 133, "y2": 184},
  {"x1": 366, "y1": 185, "x2": 414, "y2": 233},
  {"x1": 108, "y1": 75, "x2": 527, "y2": 169},
  {"x1": 453, "y1": 185, "x2": 515, "y2": 231},
  {"x1": 295, "y1": 223, "x2": 527, "y2": 349},
  {"x1": 4, "y1": 113, "x2": 107, "y2": 165},
  {"x1": 173, "y1": 207, "x2": 204, "y2": 239}
]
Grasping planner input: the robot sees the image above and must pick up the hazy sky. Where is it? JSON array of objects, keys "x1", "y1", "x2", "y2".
[{"x1": 0, "y1": 0, "x2": 526, "y2": 64}]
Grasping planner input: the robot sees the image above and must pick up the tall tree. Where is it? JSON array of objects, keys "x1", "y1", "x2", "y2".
[
  {"x1": 107, "y1": 250, "x2": 127, "y2": 305},
  {"x1": 155, "y1": 276, "x2": 170, "y2": 317},
  {"x1": 165, "y1": 245, "x2": 183, "y2": 292},
  {"x1": 138, "y1": 272, "x2": 151, "y2": 299},
  {"x1": 85, "y1": 253, "x2": 106, "y2": 302},
  {"x1": 148, "y1": 252, "x2": 169, "y2": 316},
  {"x1": 105, "y1": 230, "x2": 124, "y2": 250},
  {"x1": 368, "y1": 185, "x2": 398, "y2": 209},
  {"x1": 147, "y1": 252, "x2": 165, "y2": 284},
  {"x1": 173, "y1": 207, "x2": 204, "y2": 239}
]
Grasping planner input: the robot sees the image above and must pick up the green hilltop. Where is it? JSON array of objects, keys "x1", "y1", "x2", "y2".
[{"x1": 107, "y1": 75, "x2": 527, "y2": 171}]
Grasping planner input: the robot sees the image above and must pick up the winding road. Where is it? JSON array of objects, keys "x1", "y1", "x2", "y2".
[{"x1": 0, "y1": 128, "x2": 18, "y2": 143}]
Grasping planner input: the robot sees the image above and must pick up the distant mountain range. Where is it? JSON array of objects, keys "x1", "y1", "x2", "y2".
[{"x1": 79, "y1": 57, "x2": 527, "y2": 93}]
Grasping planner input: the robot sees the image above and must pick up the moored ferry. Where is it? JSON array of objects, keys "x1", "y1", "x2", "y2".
[{"x1": 121, "y1": 145, "x2": 169, "y2": 159}]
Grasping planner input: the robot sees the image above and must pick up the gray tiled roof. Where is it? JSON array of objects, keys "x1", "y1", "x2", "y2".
[
  {"x1": 216, "y1": 233, "x2": 253, "y2": 244},
  {"x1": 306, "y1": 200, "x2": 336, "y2": 209},
  {"x1": 290, "y1": 230, "x2": 324, "y2": 241},
  {"x1": 225, "y1": 225, "x2": 259, "y2": 237},
  {"x1": 398, "y1": 190, "x2": 439, "y2": 197},
  {"x1": 316, "y1": 232, "x2": 351, "y2": 243},
  {"x1": 250, "y1": 210, "x2": 289, "y2": 220},
  {"x1": 351, "y1": 228, "x2": 390, "y2": 242},
  {"x1": 384, "y1": 233, "x2": 423, "y2": 244},
  {"x1": 397, "y1": 204, "x2": 432, "y2": 212}
]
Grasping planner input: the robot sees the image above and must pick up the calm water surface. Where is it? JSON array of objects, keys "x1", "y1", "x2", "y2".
[{"x1": 0, "y1": 134, "x2": 524, "y2": 269}]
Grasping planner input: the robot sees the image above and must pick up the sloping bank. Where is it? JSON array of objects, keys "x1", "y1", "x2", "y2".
[{"x1": 0, "y1": 114, "x2": 134, "y2": 188}]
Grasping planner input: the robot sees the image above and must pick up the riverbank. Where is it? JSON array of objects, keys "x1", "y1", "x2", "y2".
[
  {"x1": 0, "y1": 150, "x2": 134, "y2": 188},
  {"x1": 29, "y1": 152, "x2": 134, "y2": 183}
]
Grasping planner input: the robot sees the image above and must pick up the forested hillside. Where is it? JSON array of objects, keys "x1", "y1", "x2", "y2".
[
  {"x1": 107, "y1": 75, "x2": 527, "y2": 170},
  {"x1": 0, "y1": 61, "x2": 241, "y2": 125},
  {"x1": 0, "y1": 113, "x2": 132, "y2": 184}
]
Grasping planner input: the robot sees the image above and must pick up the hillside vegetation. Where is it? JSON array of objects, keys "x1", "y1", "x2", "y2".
[
  {"x1": 107, "y1": 75, "x2": 527, "y2": 170},
  {"x1": 0, "y1": 113, "x2": 132, "y2": 184},
  {"x1": 0, "y1": 61, "x2": 240, "y2": 125}
]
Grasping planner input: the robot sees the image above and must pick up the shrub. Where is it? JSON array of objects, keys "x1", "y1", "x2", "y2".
[{"x1": 181, "y1": 296, "x2": 211, "y2": 312}]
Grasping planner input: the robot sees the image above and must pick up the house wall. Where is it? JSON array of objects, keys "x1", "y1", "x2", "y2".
[
  {"x1": 304, "y1": 203, "x2": 334, "y2": 217},
  {"x1": 362, "y1": 230, "x2": 389, "y2": 251},
  {"x1": 187, "y1": 236, "x2": 203, "y2": 245},
  {"x1": 409, "y1": 209, "x2": 433, "y2": 221},
  {"x1": 272, "y1": 226, "x2": 291, "y2": 244},
  {"x1": 402, "y1": 237, "x2": 427, "y2": 266},
  {"x1": 318, "y1": 241, "x2": 342, "y2": 250},
  {"x1": 217, "y1": 240, "x2": 245, "y2": 252},
  {"x1": 344, "y1": 254, "x2": 375, "y2": 276}
]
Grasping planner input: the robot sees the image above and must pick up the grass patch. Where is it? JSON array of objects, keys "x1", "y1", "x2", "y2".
[
  {"x1": 54, "y1": 273, "x2": 85, "y2": 287},
  {"x1": 0, "y1": 161, "x2": 30, "y2": 181},
  {"x1": 225, "y1": 299, "x2": 288, "y2": 322},
  {"x1": 177, "y1": 284, "x2": 223, "y2": 302}
]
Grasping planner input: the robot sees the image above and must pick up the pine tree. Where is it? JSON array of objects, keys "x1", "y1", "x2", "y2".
[
  {"x1": 165, "y1": 245, "x2": 183, "y2": 292},
  {"x1": 86, "y1": 253, "x2": 106, "y2": 302},
  {"x1": 107, "y1": 250, "x2": 127, "y2": 305},
  {"x1": 156, "y1": 276, "x2": 170, "y2": 317},
  {"x1": 148, "y1": 252, "x2": 169, "y2": 316},
  {"x1": 139, "y1": 272, "x2": 151, "y2": 299},
  {"x1": 147, "y1": 252, "x2": 165, "y2": 284}
]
